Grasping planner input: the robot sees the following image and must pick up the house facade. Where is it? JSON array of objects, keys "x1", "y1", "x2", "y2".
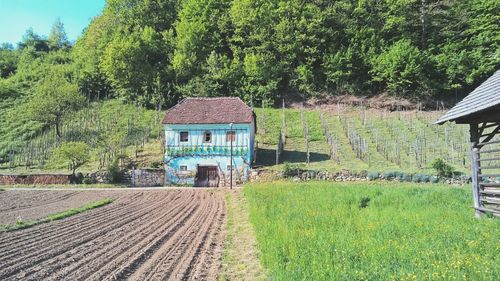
[{"x1": 162, "y1": 97, "x2": 255, "y2": 187}]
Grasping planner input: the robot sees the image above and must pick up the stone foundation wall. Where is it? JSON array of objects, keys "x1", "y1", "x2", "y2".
[
  {"x1": 130, "y1": 169, "x2": 165, "y2": 187},
  {"x1": 0, "y1": 174, "x2": 72, "y2": 185}
]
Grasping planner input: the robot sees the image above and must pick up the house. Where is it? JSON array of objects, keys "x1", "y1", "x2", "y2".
[
  {"x1": 162, "y1": 97, "x2": 256, "y2": 187},
  {"x1": 436, "y1": 69, "x2": 500, "y2": 217}
]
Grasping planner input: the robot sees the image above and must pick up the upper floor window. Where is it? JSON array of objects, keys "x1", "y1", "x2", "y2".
[
  {"x1": 204, "y1": 131, "x2": 212, "y2": 143},
  {"x1": 226, "y1": 130, "x2": 236, "y2": 142},
  {"x1": 180, "y1": 131, "x2": 189, "y2": 142}
]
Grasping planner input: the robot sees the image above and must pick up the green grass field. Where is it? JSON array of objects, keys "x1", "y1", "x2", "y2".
[{"x1": 245, "y1": 182, "x2": 499, "y2": 280}]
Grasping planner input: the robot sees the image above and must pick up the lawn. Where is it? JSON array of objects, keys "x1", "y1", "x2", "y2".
[{"x1": 245, "y1": 182, "x2": 499, "y2": 280}]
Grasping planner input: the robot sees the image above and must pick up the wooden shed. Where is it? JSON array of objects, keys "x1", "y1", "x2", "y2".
[{"x1": 436, "y1": 70, "x2": 500, "y2": 217}]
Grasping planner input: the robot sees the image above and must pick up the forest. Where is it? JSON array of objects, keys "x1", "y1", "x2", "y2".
[{"x1": 0, "y1": 0, "x2": 498, "y2": 166}]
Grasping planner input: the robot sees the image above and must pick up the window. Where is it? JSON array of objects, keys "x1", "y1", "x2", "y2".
[
  {"x1": 180, "y1": 165, "x2": 188, "y2": 171},
  {"x1": 227, "y1": 165, "x2": 233, "y2": 171},
  {"x1": 203, "y1": 131, "x2": 212, "y2": 143},
  {"x1": 226, "y1": 130, "x2": 236, "y2": 142},
  {"x1": 180, "y1": 131, "x2": 189, "y2": 142}
]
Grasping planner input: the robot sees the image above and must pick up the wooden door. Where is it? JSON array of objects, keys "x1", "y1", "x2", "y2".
[
  {"x1": 195, "y1": 166, "x2": 219, "y2": 187},
  {"x1": 207, "y1": 167, "x2": 219, "y2": 187}
]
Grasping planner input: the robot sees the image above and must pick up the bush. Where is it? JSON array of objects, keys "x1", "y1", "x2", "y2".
[
  {"x1": 282, "y1": 162, "x2": 306, "y2": 178},
  {"x1": 399, "y1": 173, "x2": 412, "y2": 182},
  {"x1": 421, "y1": 175, "x2": 430, "y2": 183},
  {"x1": 107, "y1": 158, "x2": 122, "y2": 183},
  {"x1": 367, "y1": 172, "x2": 380, "y2": 181},
  {"x1": 382, "y1": 171, "x2": 396, "y2": 180},
  {"x1": 430, "y1": 176, "x2": 439, "y2": 183},
  {"x1": 358, "y1": 170, "x2": 368, "y2": 178},
  {"x1": 431, "y1": 158, "x2": 454, "y2": 178},
  {"x1": 82, "y1": 177, "x2": 96, "y2": 185},
  {"x1": 150, "y1": 161, "x2": 163, "y2": 169},
  {"x1": 70, "y1": 172, "x2": 84, "y2": 184},
  {"x1": 412, "y1": 174, "x2": 421, "y2": 183}
]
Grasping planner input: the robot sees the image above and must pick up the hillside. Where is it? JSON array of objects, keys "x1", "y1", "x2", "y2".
[
  {"x1": 255, "y1": 106, "x2": 470, "y2": 175},
  {"x1": 0, "y1": 0, "x2": 498, "y2": 177},
  {"x1": 1, "y1": 102, "x2": 472, "y2": 177}
]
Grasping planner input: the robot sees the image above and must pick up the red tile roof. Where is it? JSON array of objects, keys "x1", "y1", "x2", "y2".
[{"x1": 162, "y1": 97, "x2": 254, "y2": 124}]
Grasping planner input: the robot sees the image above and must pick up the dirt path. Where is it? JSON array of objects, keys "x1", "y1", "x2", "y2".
[
  {"x1": 219, "y1": 189, "x2": 267, "y2": 281},
  {"x1": 0, "y1": 189, "x2": 226, "y2": 280}
]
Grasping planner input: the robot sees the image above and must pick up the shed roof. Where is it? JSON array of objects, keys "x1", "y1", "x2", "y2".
[
  {"x1": 162, "y1": 97, "x2": 254, "y2": 124},
  {"x1": 436, "y1": 70, "x2": 500, "y2": 124}
]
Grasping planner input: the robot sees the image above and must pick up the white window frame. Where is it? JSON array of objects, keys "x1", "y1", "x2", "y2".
[{"x1": 180, "y1": 165, "x2": 188, "y2": 172}]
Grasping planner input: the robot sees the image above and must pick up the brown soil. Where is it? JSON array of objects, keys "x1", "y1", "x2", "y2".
[
  {"x1": 0, "y1": 189, "x2": 226, "y2": 281},
  {"x1": 0, "y1": 190, "x2": 125, "y2": 224}
]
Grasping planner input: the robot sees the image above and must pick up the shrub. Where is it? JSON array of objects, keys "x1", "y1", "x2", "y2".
[
  {"x1": 382, "y1": 171, "x2": 396, "y2": 180},
  {"x1": 431, "y1": 158, "x2": 454, "y2": 178},
  {"x1": 107, "y1": 158, "x2": 122, "y2": 183},
  {"x1": 368, "y1": 172, "x2": 380, "y2": 181},
  {"x1": 82, "y1": 177, "x2": 96, "y2": 185},
  {"x1": 399, "y1": 173, "x2": 412, "y2": 182},
  {"x1": 282, "y1": 162, "x2": 306, "y2": 178},
  {"x1": 421, "y1": 175, "x2": 430, "y2": 183},
  {"x1": 430, "y1": 176, "x2": 439, "y2": 183},
  {"x1": 412, "y1": 174, "x2": 421, "y2": 183},
  {"x1": 49, "y1": 142, "x2": 91, "y2": 176},
  {"x1": 150, "y1": 161, "x2": 162, "y2": 169}
]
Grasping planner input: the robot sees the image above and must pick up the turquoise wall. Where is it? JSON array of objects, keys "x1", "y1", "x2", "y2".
[{"x1": 164, "y1": 123, "x2": 254, "y2": 186}]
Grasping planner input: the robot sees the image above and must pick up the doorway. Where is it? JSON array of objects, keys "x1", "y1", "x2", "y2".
[{"x1": 195, "y1": 165, "x2": 219, "y2": 187}]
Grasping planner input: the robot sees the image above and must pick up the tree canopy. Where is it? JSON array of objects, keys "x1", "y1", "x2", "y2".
[{"x1": 0, "y1": 0, "x2": 499, "y2": 110}]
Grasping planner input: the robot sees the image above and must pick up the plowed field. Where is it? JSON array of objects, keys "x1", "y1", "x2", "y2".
[{"x1": 0, "y1": 189, "x2": 226, "y2": 281}]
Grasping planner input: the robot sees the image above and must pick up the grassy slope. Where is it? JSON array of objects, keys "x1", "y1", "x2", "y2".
[
  {"x1": 0, "y1": 100, "x2": 163, "y2": 174},
  {"x1": 255, "y1": 107, "x2": 470, "y2": 175},
  {"x1": 245, "y1": 182, "x2": 500, "y2": 280}
]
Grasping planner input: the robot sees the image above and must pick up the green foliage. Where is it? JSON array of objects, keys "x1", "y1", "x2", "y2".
[
  {"x1": 48, "y1": 18, "x2": 69, "y2": 50},
  {"x1": 371, "y1": 39, "x2": 430, "y2": 98},
  {"x1": 107, "y1": 158, "x2": 123, "y2": 184},
  {"x1": 245, "y1": 182, "x2": 500, "y2": 280},
  {"x1": 82, "y1": 177, "x2": 96, "y2": 185},
  {"x1": 367, "y1": 172, "x2": 380, "y2": 180},
  {"x1": 282, "y1": 162, "x2": 306, "y2": 178},
  {"x1": 49, "y1": 142, "x2": 91, "y2": 175},
  {"x1": 25, "y1": 68, "x2": 85, "y2": 137},
  {"x1": 431, "y1": 158, "x2": 455, "y2": 178}
]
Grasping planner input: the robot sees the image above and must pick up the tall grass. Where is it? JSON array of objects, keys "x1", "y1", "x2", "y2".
[{"x1": 245, "y1": 182, "x2": 499, "y2": 280}]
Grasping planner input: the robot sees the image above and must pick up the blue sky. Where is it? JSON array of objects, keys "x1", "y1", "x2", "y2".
[{"x1": 0, "y1": 0, "x2": 106, "y2": 45}]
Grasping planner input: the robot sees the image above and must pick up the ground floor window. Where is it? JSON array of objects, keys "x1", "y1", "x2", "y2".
[
  {"x1": 227, "y1": 165, "x2": 233, "y2": 171},
  {"x1": 180, "y1": 165, "x2": 188, "y2": 171}
]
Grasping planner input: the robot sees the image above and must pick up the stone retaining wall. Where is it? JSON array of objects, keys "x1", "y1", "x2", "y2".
[
  {"x1": 129, "y1": 169, "x2": 165, "y2": 187},
  {"x1": 0, "y1": 174, "x2": 72, "y2": 185}
]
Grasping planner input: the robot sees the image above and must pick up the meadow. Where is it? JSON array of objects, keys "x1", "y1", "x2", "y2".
[{"x1": 245, "y1": 182, "x2": 500, "y2": 280}]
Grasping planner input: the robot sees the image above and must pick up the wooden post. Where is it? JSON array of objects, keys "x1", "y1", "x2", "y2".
[{"x1": 470, "y1": 123, "x2": 481, "y2": 218}]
